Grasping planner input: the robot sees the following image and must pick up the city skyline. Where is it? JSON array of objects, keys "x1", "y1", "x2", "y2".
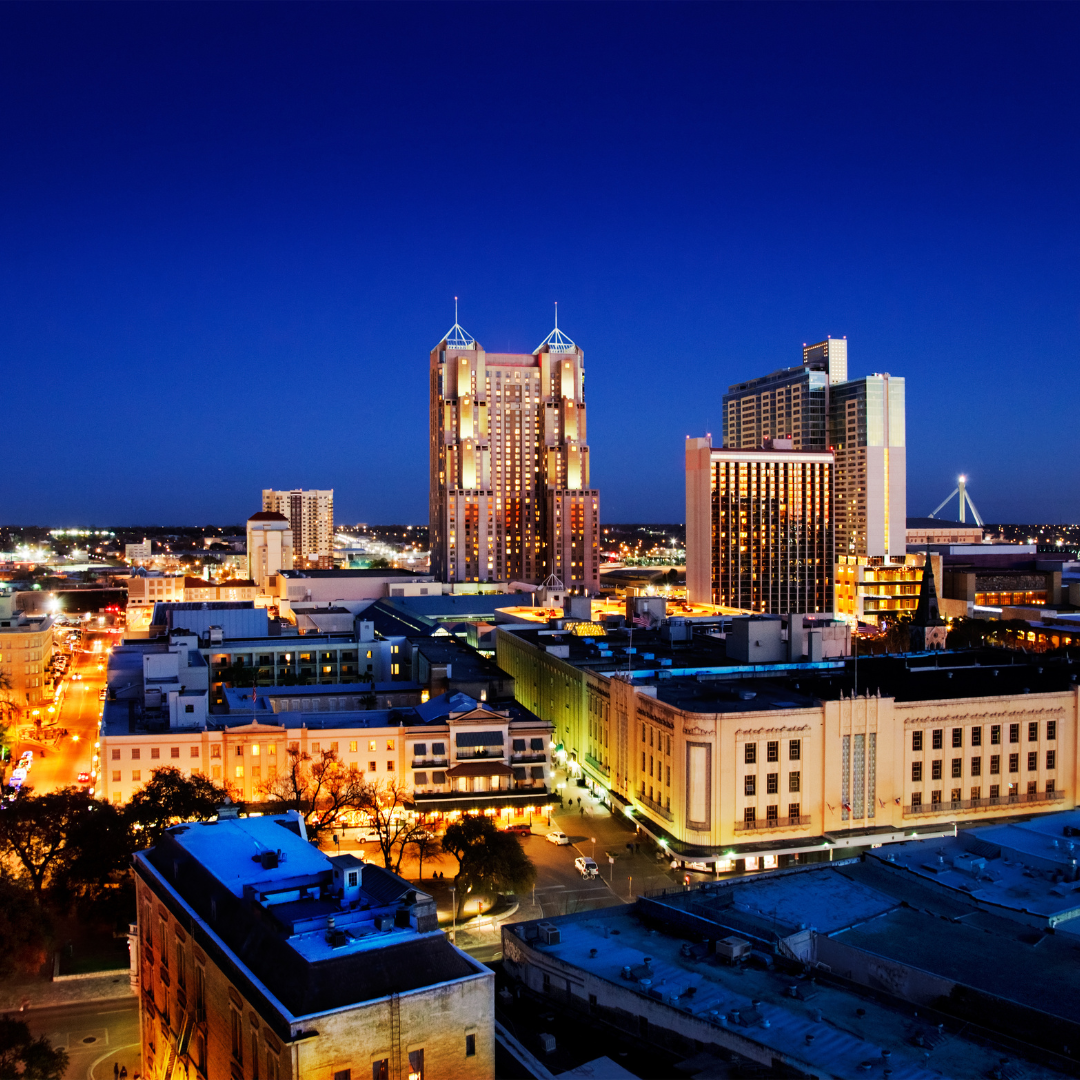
[{"x1": 2, "y1": 4, "x2": 1080, "y2": 527}]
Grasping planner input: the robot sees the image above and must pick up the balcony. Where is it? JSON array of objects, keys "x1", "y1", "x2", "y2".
[
  {"x1": 412, "y1": 758, "x2": 449, "y2": 769},
  {"x1": 903, "y1": 790, "x2": 1064, "y2": 816},
  {"x1": 510, "y1": 752, "x2": 548, "y2": 764},
  {"x1": 637, "y1": 793, "x2": 674, "y2": 822},
  {"x1": 734, "y1": 815, "x2": 812, "y2": 833},
  {"x1": 584, "y1": 753, "x2": 609, "y2": 776}
]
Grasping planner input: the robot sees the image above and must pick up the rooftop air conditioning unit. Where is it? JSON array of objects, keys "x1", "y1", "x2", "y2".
[
  {"x1": 715, "y1": 936, "x2": 752, "y2": 963},
  {"x1": 538, "y1": 923, "x2": 561, "y2": 945}
]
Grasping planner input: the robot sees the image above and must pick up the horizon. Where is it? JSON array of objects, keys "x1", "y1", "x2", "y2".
[{"x1": 2, "y1": 4, "x2": 1079, "y2": 524}]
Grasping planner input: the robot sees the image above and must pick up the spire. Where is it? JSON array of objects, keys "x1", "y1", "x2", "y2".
[
  {"x1": 913, "y1": 553, "x2": 944, "y2": 627},
  {"x1": 534, "y1": 301, "x2": 577, "y2": 354},
  {"x1": 438, "y1": 296, "x2": 476, "y2": 351}
]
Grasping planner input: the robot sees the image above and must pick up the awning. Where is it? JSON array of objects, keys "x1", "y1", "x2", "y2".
[
  {"x1": 411, "y1": 790, "x2": 551, "y2": 813},
  {"x1": 445, "y1": 761, "x2": 514, "y2": 779}
]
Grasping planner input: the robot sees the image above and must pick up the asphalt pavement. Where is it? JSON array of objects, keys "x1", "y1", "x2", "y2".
[
  {"x1": 14, "y1": 631, "x2": 110, "y2": 796},
  {"x1": 22, "y1": 997, "x2": 140, "y2": 1080}
]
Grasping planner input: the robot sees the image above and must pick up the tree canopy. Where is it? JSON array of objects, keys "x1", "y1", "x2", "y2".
[
  {"x1": 0, "y1": 1017, "x2": 68, "y2": 1080},
  {"x1": 442, "y1": 816, "x2": 536, "y2": 914},
  {"x1": 126, "y1": 766, "x2": 229, "y2": 847}
]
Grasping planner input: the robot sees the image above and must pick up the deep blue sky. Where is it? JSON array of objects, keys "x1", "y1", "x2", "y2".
[{"x1": 2, "y1": 2, "x2": 1078, "y2": 527}]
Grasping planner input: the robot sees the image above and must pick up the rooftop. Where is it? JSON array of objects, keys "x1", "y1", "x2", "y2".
[
  {"x1": 247, "y1": 511, "x2": 290, "y2": 522},
  {"x1": 507, "y1": 901, "x2": 1061, "y2": 1080},
  {"x1": 277, "y1": 568, "x2": 432, "y2": 579},
  {"x1": 136, "y1": 812, "x2": 484, "y2": 1023}
]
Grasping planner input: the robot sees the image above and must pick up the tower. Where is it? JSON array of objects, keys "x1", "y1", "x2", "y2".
[{"x1": 429, "y1": 304, "x2": 599, "y2": 590}]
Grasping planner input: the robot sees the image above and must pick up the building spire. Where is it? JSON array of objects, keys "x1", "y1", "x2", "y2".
[
  {"x1": 438, "y1": 296, "x2": 476, "y2": 351},
  {"x1": 534, "y1": 303, "x2": 577, "y2": 355}
]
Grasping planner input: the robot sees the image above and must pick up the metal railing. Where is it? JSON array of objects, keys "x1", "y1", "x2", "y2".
[
  {"x1": 904, "y1": 790, "x2": 1064, "y2": 816},
  {"x1": 584, "y1": 753, "x2": 610, "y2": 776},
  {"x1": 734, "y1": 815, "x2": 811, "y2": 832},
  {"x1": 637, "y1": 793, "x2": 674, "y2": 821}
]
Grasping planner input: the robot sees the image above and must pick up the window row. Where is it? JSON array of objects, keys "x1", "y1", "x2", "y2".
[
  {"x1": 912, "y1": 752, "x2": 1056, "y2": 781},
  {"x1": 745, "y1": 740, "x2": 801, "y2": 764},
  {"x1": 912, "y1": 721, "x2": 1056, "y2": 751},
  {"x1": 911, "y1": 780, "x2": 1056, "y2": 806},
  {"x1": 745, "y1": 771, "x2": 801, "y2": 796}
]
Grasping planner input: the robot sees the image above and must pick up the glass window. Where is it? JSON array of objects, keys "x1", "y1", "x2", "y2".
[
  {"x1": 1009, "y1": 724, "x2": 1019, "y2": 744},
  {"x1": 911, "y1": 762, "x2": 922, "y2": 782},
  {"x1": 744, "y1": 743, "x2": 756, "y2": 764},
  {"x1": 971, "y1": 757, "x2": 981, "y2": 776},
  {"x1": 951, "y1": 759, "x2": 962, "y2": 778},
  {"x1": 931, "y1": 730, "x2": 943, "y2": 749},
  {"x1": 971, "y1": 727, "x2": 982, "y2": 747},
  {"x1": 744, "y1": 775, "x2": 756, "y2": 796},
  {"x1": 952, "y1": 729, "x2": 963, "y2": 748},
  {"x1": 789, "y1": 739, "x2": 801, "y2": 760},
  {"x1": 912, "y1": 731, "x2": 923, "y2": 752},
  {"x1": 1029, "y1": 722, "x2": 1039, "y2": 742},
  {"x1": 1008, "y1": 754, "x2": 1019, "y2": 773},
  {"x1": 1047, "y1": 750, "x2": 1056, "y2": 770},
  {"x1": 766, "y1": 773, "x2": 778, "y2": 794},
  {"x1": 931, "y1": 760, "x2": 942, "y2": 780},
  {"x1": 766, "y1": 741, "x2": 778, "y2": 762},
  {"x1": 1048, "y1": 721, "x2": 1057, "y2": 741}
]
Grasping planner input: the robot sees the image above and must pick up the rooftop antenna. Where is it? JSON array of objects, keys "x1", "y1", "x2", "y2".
[
  {"x1": 555, "y1": 301, "x2": 558, "y2": 328},
  {"x1": 455, "y1": 295, "x2": 459, "y2": 322}
]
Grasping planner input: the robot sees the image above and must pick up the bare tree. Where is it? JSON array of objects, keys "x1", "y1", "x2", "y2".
[
  {"x1": 259, "y1": 747, "x2": 368, "y2": 842},
  {"x1": 411, "y1": 829, "x2": 442, "y2": 881},
  {"x1": 357, "y1": 778, "x2": 424, "y2": 875}
]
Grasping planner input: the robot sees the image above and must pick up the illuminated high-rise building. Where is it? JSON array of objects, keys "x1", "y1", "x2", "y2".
[
  {"x1": 429, "y1": 308, "x2": 599, "y2": 590},
  {"x1": 261, "y1": 488, "x2": 334, "y2": 568},
  {"x1": 686, "y1": 437, "x2": 835, "y2": 614}
]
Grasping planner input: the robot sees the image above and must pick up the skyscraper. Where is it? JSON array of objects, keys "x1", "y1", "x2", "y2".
[
  {"x1": 686, "y1": 437, "x2": 835, "y2": 613},
  {"x1": 429, "y1": 309, "x2": 599, "y2": 590},
  {"x1": 828, "y1": 374, "x2": 906, "y2": 558},
  {"x1": 261, "y1": 489, "x2": 334, "y2": 568},
  {"x1": 722, "y1": 338, "x2": 906, "y2": 560}
]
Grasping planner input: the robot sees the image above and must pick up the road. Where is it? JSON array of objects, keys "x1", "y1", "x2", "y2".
[
  {"x1": 23, "y1": 998, "x2": 140, "y2": 1080},
  {"x1": 15, "y1": 631, "x2": 110, "y2": 796}
]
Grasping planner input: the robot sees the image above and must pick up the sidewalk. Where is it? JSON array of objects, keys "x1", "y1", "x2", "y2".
[{"x1": 0, "y1": 972, "x2": 135, "y2": 1013}]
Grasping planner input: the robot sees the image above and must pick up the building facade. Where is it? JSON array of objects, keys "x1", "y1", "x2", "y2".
[
  {"x1": 126, "y1": 576, "x2": 257, "y2": 632},
  {"x1": 829, "y1": 373, "x2": 907, "y2": 559},
  {"x1": 247, "y1": 512, "x2": 294, "y2": 587},
  {"x1": 834, "y1": 553, "x2": 942, "y2": 626},
  {"x1": 133, "y1": 810, "x2": 494, "y2": 1080},
  {"x1": 0, "y1": 595, "x2": 54, "y2": 708},
  {"x1": 497, "y1": 623, "x2": 1080, "y2": 867},
  {"x1": 429, "y1": 315, "x2": 599, "y2": 591},
  {"x1": 686, "y1": 438, "x2": 835, "y2": 614},
  {"x1": 262, "y1": 489, "x2": 335, "y2": 568}
]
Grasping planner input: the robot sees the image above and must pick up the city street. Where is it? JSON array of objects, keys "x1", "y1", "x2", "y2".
[
  {"x1": 23, "y1": 997, "x2": 139, "y2": 1080},
  {"x1": 14, "y1": 630, "x2": 110, "y2": 796}
]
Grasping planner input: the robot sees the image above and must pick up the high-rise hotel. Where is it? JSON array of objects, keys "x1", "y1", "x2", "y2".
[
  {"x1": 691, "y1": 337, "x2": 910, "y2": 620},
  {"x1": 429, "y1": 311, "x2": 599, "y2": 590}
]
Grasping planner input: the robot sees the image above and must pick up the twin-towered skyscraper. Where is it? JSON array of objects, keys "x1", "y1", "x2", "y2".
[{"x1": 428, "y1": 310, "x2": 599, "y2": 591}]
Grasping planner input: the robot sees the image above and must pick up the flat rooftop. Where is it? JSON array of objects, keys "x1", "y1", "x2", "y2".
[
  {"x1": 501, "y1": 627, "x2": 1080, "y2": 710},
  {"x1": 869, "y1": 808, "x2": 1080, "y2": 926},
  {"x1": 509, "y1": 906, "x2": 1056, "y2": 1080},
  {"x1": 137, "y1": 812, "x2": 484, "y2": 1020}
]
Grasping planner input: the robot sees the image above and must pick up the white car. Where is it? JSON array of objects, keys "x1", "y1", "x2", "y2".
[
  {"x1": 574, "y1": 856, "x2": 599, "y2": 878},
  {"x1": 546, "y1": 831, "x2": 570, "y2": 846}
]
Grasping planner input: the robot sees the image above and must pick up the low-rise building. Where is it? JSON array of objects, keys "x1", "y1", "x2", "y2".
[
  {"x1": 126, "y1": 575, "x2": 257, "y2": 632},
  {"x1": 497, "y1": 618, "x2": 1080, "y2": 866},
  {"x1": 905, "y1": 515, "x2": 985, "y2": 546},
  {"x1": 263, "y1": 568, "x2": 437, "y2": 616},
  {"x1": 0, "y1": 593, "x2": 54, "y2": 708},
  {"x1": 834, "y1": 552, "x2": 944, "y2": 625},
  {"x1": 502, "y1": 853, "x2": 1077, "y2": 1078},
  {"x1": 133, "y1": 809, "x2": 493, "y2": 1080}
]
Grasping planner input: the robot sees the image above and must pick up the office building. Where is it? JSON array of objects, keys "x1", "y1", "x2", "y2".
[
  {"x1": 262, "y1": 489, "x2": 335, "y2": 568},
  {"x1": 133, "y1": 809, "x2": 493, "y2": 1080},
  {"x1": 429, "y1": 312, "x2": 599, "y2": 591},
  {"x1": 125, "y1": 538, "x2": 152, "y2": 563},
  {"x1": 126, "y1": 575, "x2": 257, "y2": 633},
  {"x1": 829, "y1": 373, "x2": 906, "y2": 558},
  {"x1": 0, "y1": 594, "x2": 54, "y2": 708},
  {"x1": 497, "y1": 619, "x2": 1079, "y2": 866},
  {"x1": 686, "y1": 437, "x2": 834, "y2": 614},
  {"x1": 247, "y1": 512, "x2": 294, "y2": 587}
]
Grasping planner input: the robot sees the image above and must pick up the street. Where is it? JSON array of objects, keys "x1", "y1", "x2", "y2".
[
  {"x1": 23, "y1": 997, "x2": 140, "y2": 1080},
  {"x1": 14, "y1": 629, "x2": 110, "y2": 796}
]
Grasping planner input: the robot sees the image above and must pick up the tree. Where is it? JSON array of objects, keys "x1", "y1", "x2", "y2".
[
  {"x1": 0, "y1": 788, "x2": 96, "y2": 898},
  {"x1": 366, "y1": 557, "x2": 391, "y2": 570},
  {"x1": 126, "y1": 767, "x2": 228, "y2": 847},
  {"x1": 0, "y1": 1017, "x2": 68, "y2": 1080},
  {"x1": 0, "y1": 670, "x2": 21, "y2": 734},
  {"x1": 442, "y1": 816, "x2": 537, "y2": 916},
  {"x1": 357, "y1": 778, "x2": 425, "y2": 874},
  {"x1": 52, "y1": 798, "x2": 134, "y2": 917},
  {"x1": 259, "y1": 748, "x2": 368, "y2": 842},
  {"x1": 411, "y1": 829, "x2": 441, "y2": 880},
  {"x1": 0, "y1": 879, "x2": 49, "y2": 979}
]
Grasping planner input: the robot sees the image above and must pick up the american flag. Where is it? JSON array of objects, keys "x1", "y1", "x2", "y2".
[{"x1": 633, "y1": 614, "x2": 651, "y2": 629}]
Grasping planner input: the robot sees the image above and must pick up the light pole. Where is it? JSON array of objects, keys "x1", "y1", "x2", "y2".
[
  {"x1": 450, "y1": 885, "x2": 456, "y2": 944},
  {"x1": 591, "y1": 837, "x2": 596, "y2": 862}
]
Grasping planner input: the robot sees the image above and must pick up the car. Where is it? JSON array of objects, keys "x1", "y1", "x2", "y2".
[
  {"x1": 546, "y1": 831, "x2": 570, "y2": 846},
  {"x1": 574, "y1": 856, "x2": 599, "y2": 879},
  {"x1": 505, "y1": 823, "x2": 532, "y2": 836},
  {"x1": 77, "y1": 771, "x2": 91, "y2": 784}
]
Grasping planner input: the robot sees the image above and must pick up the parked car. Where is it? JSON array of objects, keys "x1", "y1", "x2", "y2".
[
  {"x1": 574, "y1": 856, "x2": 599, "y2": 879},
  {"x1": 505, "y1": 823, "x2": 532, "y2": 836},
  {"x1": 546, "y1": 831, "x2": 570, "y2": 846}
]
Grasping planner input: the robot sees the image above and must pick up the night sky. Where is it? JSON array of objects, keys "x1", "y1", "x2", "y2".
[{"x1": 2, "y1": 3, "x2": 1078, "y2": 527}]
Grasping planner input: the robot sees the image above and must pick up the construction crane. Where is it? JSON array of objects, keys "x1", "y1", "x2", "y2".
[{"x1": 928, "y1": 475, "x2": 984, "y2": 527}]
